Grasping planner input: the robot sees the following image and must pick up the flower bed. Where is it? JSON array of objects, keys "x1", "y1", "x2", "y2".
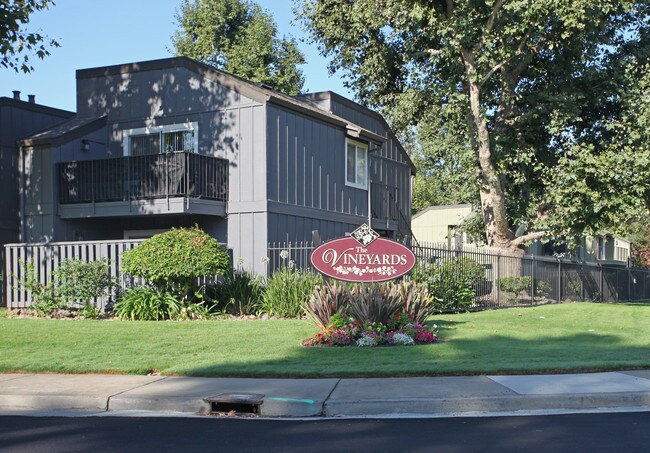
[{"x1": 303, "y1": 312, "x2": 438, "y2": 347}]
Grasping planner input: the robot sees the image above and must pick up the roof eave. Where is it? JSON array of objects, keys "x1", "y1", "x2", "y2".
[{"x1": 18, "y1": 115, "x2": 108, "y2": 147}]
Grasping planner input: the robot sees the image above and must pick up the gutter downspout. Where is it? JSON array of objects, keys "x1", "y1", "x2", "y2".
[{"x1": 19, "y1": 145, "x2": 25, "y2": 242}]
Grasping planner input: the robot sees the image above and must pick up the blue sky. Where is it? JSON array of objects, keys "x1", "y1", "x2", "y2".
[{"x1": 0, "y1": 0, "x2": 352, "y2": 112}]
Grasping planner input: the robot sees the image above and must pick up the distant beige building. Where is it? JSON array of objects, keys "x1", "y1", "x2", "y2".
[
  {"x1": 528, "y1": 234, "x2": 631, "y2": 265},
  {"x1": 412, "y1": 204, "x2": 631, "y2": 266},
  {"x1": 411, "y1": 204, "x2": 474, "y2": 246}
]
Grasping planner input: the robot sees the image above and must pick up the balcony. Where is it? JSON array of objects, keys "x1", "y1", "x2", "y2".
[{"x1": 57, "y1": 152, "x2": 228, "y2": 218}]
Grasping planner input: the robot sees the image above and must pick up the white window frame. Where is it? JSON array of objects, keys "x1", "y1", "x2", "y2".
[
  {"x1": 122, "y1": 122, "x2": 199, "y2": 156},
  {"x1": 345, "y1": 138, "x2": 368, "y2": 190}
]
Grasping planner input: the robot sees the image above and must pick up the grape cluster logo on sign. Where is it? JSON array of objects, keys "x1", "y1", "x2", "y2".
[{"x1": 310, "y1": 225, "x2": 416, "y2": 282}]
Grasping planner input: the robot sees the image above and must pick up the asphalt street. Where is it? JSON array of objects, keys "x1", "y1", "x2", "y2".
[{"x1": 1, "y1": 412, "x2": 649, "y2": 453}]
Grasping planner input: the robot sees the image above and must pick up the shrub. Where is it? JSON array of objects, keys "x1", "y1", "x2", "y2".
[
  {"x1": 497, "y1": 276, "x2": 552, "y2": 303},
  {"x1": 121, "y1": 227, "x2": 231, "y2": 300},
  {"x1": 80, "y1": 303, "x2": 102, "y2": 319},
  {"x1": 302, "y1": 283, "x2": 350, "y2": 330},
  {"x1": 212, "y1": 269, "x2": 264, "y2": 315},
  {"x1": 55, "y1": 259, "x2": 113, "y2": 302},
  {"x1": 17, "y1": 261, "x2": 62, "y2": 317},
  {"x1": 347, "y1": 283, "x2": 401, "y2": 325},
  {"x1": 413, "y1": 257, "x2": 485, "y2": 311},
  {"x1": 497, "y1": 276, "x2": 532, "y2": 294},
  {"x1": 113, "y1": 286, "x2": 181, "y2": 321},
  {"x1": 55, "y1": 259, "x2": 113, "y2": 317},
  {"x1": 260, "y1": 267, "x2": 323, "y2": 318},
  {"x1": 535, "y1": 279, "x2": 552, "y2": 296}
]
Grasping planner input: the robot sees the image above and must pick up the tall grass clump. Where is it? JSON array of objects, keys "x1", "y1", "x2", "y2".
[
  {"x1": 260, "y1": 266, "x2": 323, "y2": 318},
  {"x1": 213, "y1": 269, "x2": 264, "y2": 315}
]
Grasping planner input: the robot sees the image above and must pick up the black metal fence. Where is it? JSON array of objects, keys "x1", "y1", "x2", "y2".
[
  {"x1": 0, "y1": 247, "x2": 5, "y2": 307},
  {"x1": 267, "y1": 241, "x2": 650, "y2": 308},
  {"x1": 58, "y1": 151, "x2": 229, "y2": 204}
]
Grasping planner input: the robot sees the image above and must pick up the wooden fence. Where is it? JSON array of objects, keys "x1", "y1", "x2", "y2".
[{"x1": 3, "y1": 239, "x2": 143, "y2": 311}]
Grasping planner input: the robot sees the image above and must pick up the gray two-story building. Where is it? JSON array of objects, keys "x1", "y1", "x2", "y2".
[
  {"x1": 17, "y1": 57, "x2": 415, "y2": 274},
  {"x1": 0, "y1": 93, "x2": 74, "y2": 249}
]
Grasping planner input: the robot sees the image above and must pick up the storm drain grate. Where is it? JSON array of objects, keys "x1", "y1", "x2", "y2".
[{"x1": 205, "y1": 393, "x2": 265, "y2": 415}]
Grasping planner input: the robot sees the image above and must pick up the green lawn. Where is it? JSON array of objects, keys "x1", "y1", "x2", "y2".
[{"x1": 0, "y1": 303, "x2": 648, "y2": 377}]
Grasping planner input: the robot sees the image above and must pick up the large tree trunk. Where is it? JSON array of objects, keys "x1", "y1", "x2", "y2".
[{"x1": 461, "y1": 48, "x2": 519, "y2": 253}]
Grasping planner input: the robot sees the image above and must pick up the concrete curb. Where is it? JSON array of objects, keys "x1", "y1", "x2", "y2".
[
  {"x1": 323, "y1": 392, "x2": 650, "y2": 417},
  {"x1": 0, "y1": 394, "x2": 109, "y2": 412},
  {"x1": 106, "y1": 376, "x2": 338, "y2": 417},
  {"x1": 1, "y1": 372, "x2": 649, "y2": 418}
]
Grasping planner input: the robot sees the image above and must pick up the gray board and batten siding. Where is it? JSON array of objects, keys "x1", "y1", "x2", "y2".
[
  {"x1": 296, "y1": 92, "x2": 415, "y2": 235},
  {"x1": 0, "y1": 96, "x2": 74, "y2": 306},
  {"x1": 15, "y1": 56, "x2": 414, "y2": 276},
  {"x1": 19, "y1": 58, "x2": 264, "y2": 257},
  {"x1": 0, "y1": 96, "x2": 74, "y2": 247}
]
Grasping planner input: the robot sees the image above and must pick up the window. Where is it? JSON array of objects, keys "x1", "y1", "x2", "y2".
[
  {"x1": 123, "y1": 123, "x2": 198, "y2": 156},
  {"x1": 345, "y1": 139, "x2": 368, "y2": 189}
]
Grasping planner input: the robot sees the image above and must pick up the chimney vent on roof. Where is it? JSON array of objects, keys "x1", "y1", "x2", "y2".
[
  {"x1": 28, "y1": 94, "x2": 35, "y2": 104},
  {"x1": 12, "y1": 90, "x2": 21, "y2": 100}
]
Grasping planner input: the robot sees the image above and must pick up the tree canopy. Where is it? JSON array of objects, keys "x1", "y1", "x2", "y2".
[
  {"x1": 173, "y1": 0, "x2": 305, "y2": 95},
  {"x1": 300, "y1": 0, "x2": 649, "y2": 251},
  {"x1": 0, "y1": 0, "x2": 58, "y2": 73}
]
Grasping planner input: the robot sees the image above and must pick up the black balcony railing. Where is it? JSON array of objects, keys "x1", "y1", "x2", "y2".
[
  {"x1": 371, "y1": 183, "x2": 399, "y2": 222},
  {"x1": 58, "y1": 152, "x2": 229, "y2": 204}
]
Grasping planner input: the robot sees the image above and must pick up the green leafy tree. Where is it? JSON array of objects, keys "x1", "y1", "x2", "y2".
[
  {"x1": 628, "y1": 218, "x2": 650, "y2": 269},
  {"x1": 172, "y1": 0, "x2": 305, "y2": 95},
  {"x1": 300, "y1": 0, "x2": 649, "y2": 251},
  {"x1": 1, "y1": 0, "x2": 58, "y2": 73},
  {"x1": 409, "y1": 112, "x2": 479, "y2": 214},
  {"x1": 544, "y1": 60, "x2": 650, "y2": 242}
]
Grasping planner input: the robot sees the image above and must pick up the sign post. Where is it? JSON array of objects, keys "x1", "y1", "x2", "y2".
[{"x1": 310, "y1": 224, "x2": 416, "y2": 283}]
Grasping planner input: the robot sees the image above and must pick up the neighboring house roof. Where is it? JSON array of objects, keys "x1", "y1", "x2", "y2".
[
  {"x1": 73, "y1": 56, "x2": 400, "y2": 155},
  {"x1": 18, "y1": 116, "x2": 107, "y2": 147},
  {"x1": 412, "y1": 203, "x2": 473, "y2": 221},
  {"x1": 0, "y1": 96, "x2": 74, "y2": 119}
]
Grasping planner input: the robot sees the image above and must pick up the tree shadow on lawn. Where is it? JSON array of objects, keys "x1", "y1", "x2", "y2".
[
  {"x1": 168, "y1": 328, "x2": 650, "y2": 378},
  {"x1": 619, "y1": 302, "x2": 650, "y2": 307}
]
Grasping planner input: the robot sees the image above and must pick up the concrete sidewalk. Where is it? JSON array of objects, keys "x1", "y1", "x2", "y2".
[{"x1": 0, "y1": 371, "x2": 649, "y2": 418}]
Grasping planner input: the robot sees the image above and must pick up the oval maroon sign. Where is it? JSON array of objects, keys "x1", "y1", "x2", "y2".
[{"x1": 311, "y1": 236, "x2": 416, "y2": 282}]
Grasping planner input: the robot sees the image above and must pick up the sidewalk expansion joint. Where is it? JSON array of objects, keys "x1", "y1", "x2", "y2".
[
  {"x1": 106, "y1": 376, "x2": 169, "y2": 412},
  {"x1": 320, "y1": 379, "x2": 342, "y2": 416}
]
